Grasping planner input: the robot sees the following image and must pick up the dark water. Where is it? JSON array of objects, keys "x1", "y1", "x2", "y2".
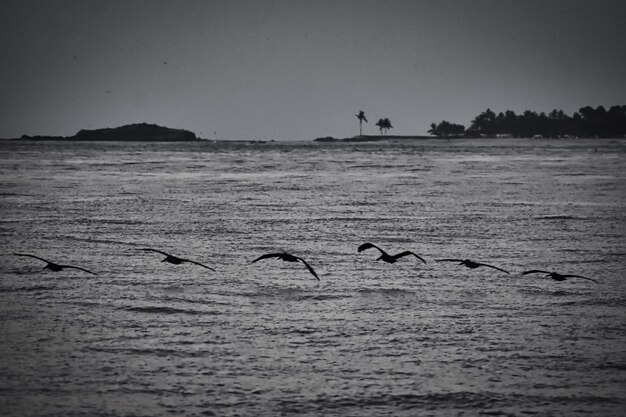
[{"x1": 0, "y1": 138, "x2": 625, "y2": 416}]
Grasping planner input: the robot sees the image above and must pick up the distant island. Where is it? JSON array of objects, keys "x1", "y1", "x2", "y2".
[
  {"x1": 429, "y1": 105, "x2": 626, "y2": 139},
  {"x1": 16, "y1": 123, "x2": 198, "y2": 142},
  {"x1": 325, "y1": 105, "x2": 626, "y2": 142}
]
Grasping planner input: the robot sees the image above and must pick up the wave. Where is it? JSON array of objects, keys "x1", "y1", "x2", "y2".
[
  {"x1": 277, "y1": 390, "x2": 620, "y2": 414},
  {"x1": 0, "y1": 285, "x2": 57, "y2": 293},
  {"x1": 86, "y1": 346, "x2": 214, "y2": 358},
  {"x1": 345, "y1": 164, "x2": 400, "y2": 169},
  {"x1": 291, "y1": 293, "x2": 350, "y2": 301},
  {"x1": 63, "y1": 235, "x2": 138, "y2": 246},
  {"x1": 123, "y1": 305, "x2": 215, "y2": 315},
  {"x1": 61, "y1": 300, "x2": 107, "y2": 308},
  {"x1": 310, "y1": 216, "x2": 378, "y2": 222},
  {"x1": 534, "y1": 215, "x2": 589, "y2": 220},
  {"x1": 557, "y1": 297, "x2": 626, "y2": 307},
  {"x1": 243, "y1": 286, "x2": 351, "y2": 302},
  {"x1": 356, "y1": 288, "x2": 416, "y2": 296},
  {"x1": 517, "y1": 287, "x2": 582, "y2": 297},
  {"x1": 594, "y1": 361, "x2": 626, "y2": 371},
  {"x1": 555, "y1": 256, "x2": 607, "y2": 263},
  {"x1": 289, "y1": 328, "x2": 318, "y2": 335},
  {"x1": 160, "y1": 295, "x2": 226, "y2": 305}
]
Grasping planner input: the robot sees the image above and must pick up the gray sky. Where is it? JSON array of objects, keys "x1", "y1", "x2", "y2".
[{"x1": 1, "y1": 0, "x2": 625, "y2": 140}]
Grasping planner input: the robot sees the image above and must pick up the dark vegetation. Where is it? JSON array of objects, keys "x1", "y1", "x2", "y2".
[
  {"x1": 18, "y1": 123, "x2": 198, "y2": 141},
  {"x1": 430, "y1": 105, "x2": 626, "y2": 138},
  {"x1": 356, "y1": 110, "x2": 368, "y2": 136},
  {"x1": 375, "y1": 118, "x2": 393, "y2": 136}
]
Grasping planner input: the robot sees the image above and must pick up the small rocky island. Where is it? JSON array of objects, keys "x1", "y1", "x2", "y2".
[{"x1": 18, "y1": 123, "x2": 199, "y2": 142}]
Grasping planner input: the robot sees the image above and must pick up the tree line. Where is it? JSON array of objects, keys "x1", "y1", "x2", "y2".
[{"x1": 428, "y1": 105, "x2": 626, "y2": 138}]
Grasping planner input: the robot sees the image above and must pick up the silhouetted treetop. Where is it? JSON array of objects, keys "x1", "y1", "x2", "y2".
[
  {"x1": 356, "y1": 110, "x2": 368, "y2": 136},
  {"x1": 428, "y1": 121, "x2": 465, "y2": 138},
  {"x1": 430, "y1": 105, "x2": 626, "y2": 138},
  {"x1": 375, "y1": 118, "x2": 393, "y2": 136}
]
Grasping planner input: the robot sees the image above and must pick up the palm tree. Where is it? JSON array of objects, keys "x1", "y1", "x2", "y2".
[
  {"x1": 376, "y1": 118, "x2": 393, "y2": 135},
  {"x1": 375, "y1": 118, "x2": 385, "y2": 135},
  {"x1": 383, "y1": 118, "x2": 393, "y2": 135},
  {"x1": 355, "y1": 110, "x2": 368, "y2": 136}
]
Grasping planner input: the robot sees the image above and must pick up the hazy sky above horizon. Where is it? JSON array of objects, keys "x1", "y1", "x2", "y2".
[{"x1": 1, "y1": 0, "x2": 625, "y2": 140}]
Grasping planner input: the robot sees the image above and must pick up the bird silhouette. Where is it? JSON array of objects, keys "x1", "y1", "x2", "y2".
[
  {"x1": 436, "y1": 258, "x2": 510, "y2": 275},
  {"x1": 140, "y1": 249, "x2": 215, "y2": 271},
  {"x1": 13, "y1": 252, "x2": 96, "y2": 275},
  {"x1": 357, "y1": 243, "x2": 426, "y2": 264},
  {"x1": 522, "y1": 270, "x2": 598, "y2": 283},
  {"x1": 252, "y1": 253, "x2": 319, "y2": 281}
]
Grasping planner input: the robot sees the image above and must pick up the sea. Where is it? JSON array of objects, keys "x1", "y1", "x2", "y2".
[{"x1": 0, "y1": 138, "x2": 625, "y2": 416}]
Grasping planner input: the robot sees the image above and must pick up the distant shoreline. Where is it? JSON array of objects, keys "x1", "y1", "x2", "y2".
[
  {"x1": 5, "y1": 123, "x2": 624, "y2": 143},
  {"x1": 313, "y1": 134, "x2": 626, "y2": 142},
  {"x1": 314, "y1": 135, "x2": 434, "y2": 142},
  {"x1": 10, "y1": 123, "x2": 200, "y2": 142}
]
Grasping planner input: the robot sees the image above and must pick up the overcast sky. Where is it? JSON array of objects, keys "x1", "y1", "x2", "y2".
[{"x1": 1, "y1": 0, "x2": 625, "y2": 140}]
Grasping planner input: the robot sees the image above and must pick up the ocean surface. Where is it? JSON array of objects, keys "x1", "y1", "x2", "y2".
[{"x1": 0, "y1": 138, "x2": 625, "y2": 416}]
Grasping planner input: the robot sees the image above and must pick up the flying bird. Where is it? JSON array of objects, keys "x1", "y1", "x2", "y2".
[
  {"x1": 13, "y1": 252, "x2": 96, "y2": 275},
  {"x1": 522, "y1": 270, "x2": 598, "y2": 283},
  {"x1": 436, "y1": 258, "x2": 510, "y2": 275},
  {"x1": 357, "y1": 243, "x2": 426, "y2": 264},
  {"x1": 140, "y1": 248, "x2": 215, "y2": 271},
  {"x1": 252, "y1": 253, "x2": 319, "y2": 281}
]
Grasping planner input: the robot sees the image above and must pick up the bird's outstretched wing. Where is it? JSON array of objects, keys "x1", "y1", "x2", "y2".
[
  {"x1": 358, "y1": 243, "x2": 382, "y2": 253},
  {"x1": 13, "y1": 252, "x2": 51, "y2": 263},
  {"x1": 140, "y1": 248, "x2": 171, "y2": 256},
  {"x1": 435, "y1": 259, "x2": 464, "y2": 262},
  {"x1": 60, "y1": 264, "x2": 96, "y2": 275},
  {"x1": 394, "y1": 251, "x2": 426, "y2": 264},
  {"x1": 296, "y1": 257, "x2": 320, "y2": 281},
  {"x1": 252, "y1": 253, "x2": 283, "y2": 263},
  {"x1": 561, "y1": 274, "x2": 598, "y2": 283},
  {"x1": 522, "y1": 269, "x2": 551, "y2": 275},
  {"x1": 182, "y1": 259, "x2": 215, "y2": 271},
  {"x1": 477, "y1": 262, "x2": 510, "y2": 275}
]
